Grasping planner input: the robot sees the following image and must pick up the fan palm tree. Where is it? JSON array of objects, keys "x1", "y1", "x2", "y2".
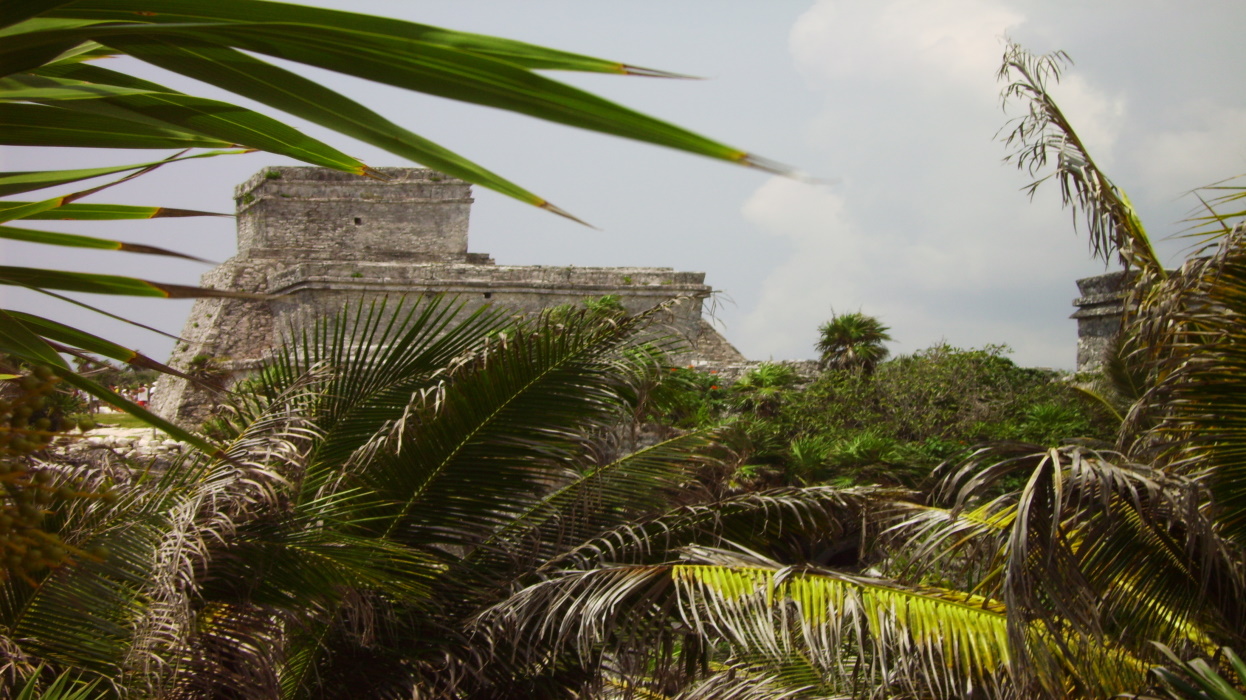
[{"x1": 815, "y1": 312, "x2": 893, "y2": 374}]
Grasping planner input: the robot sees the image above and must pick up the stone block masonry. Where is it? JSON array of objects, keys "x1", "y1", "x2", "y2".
[
  {"x1": 152, "y1": 167, "x2": 745, "y2": 424},
  {"x1": 1070, "y1": 270, "x2": 1157, "y2": 373}
]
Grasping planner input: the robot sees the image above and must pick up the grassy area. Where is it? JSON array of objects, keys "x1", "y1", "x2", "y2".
[{"x1": 91, "y1": 412, "x2": 164, "y2": 431}]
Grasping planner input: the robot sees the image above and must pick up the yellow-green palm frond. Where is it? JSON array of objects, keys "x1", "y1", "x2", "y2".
[{"x1": 481, "y1": 554, "x2": 1017, "y2": 699}]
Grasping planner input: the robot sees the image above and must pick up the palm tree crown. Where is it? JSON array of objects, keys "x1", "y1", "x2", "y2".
[{"x1": 816, "y1": 312, "x2": 893, "y2": 373}]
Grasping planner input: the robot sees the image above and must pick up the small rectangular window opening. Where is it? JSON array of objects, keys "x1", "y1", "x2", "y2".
[
  {"x1": 354, "y1": 217, "x2": 362, "y2": 225},
  {"x1": 483, "y1": 292, "x2": 493, "y2": 299}
]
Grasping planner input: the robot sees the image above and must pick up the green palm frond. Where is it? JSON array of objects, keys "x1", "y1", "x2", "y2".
[
  {"x1": 1149, "y1": 644, "x2": 1246, "y2": 700},
  {"x1": 12, "y1": 666, "x2": 104, "y2": 700},
  {"x1": 354, "y1": 305, "x2": 678, "y2": 547},
  {"x1": 464, "y1": 430, "x2": 723, "y2": 577},
  {"x1": 815, "y1": 312, "x2": 892, "y2": 373},
  {"x1": 258, "y1": 296, "x2": 512, "y2": 479},
  {"x1": 8, "y1": 0, "x2": 789, "y2": 213},
  {"x1": 213, "y1": 295, "x2": 729, "y2": 697}
]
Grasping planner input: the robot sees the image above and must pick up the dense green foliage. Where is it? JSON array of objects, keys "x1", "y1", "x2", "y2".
[
  {"x1": 646, "y1": 343, "x2": 1110, "y2": 488},
  {"x1": 5, "y1": 22, "x2": 1246, "y2": 699}
]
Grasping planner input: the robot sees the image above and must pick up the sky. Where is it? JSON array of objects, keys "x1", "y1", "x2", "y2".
[{"x1": 3, "y1": 0, "x2": 1246, "y2": 369}]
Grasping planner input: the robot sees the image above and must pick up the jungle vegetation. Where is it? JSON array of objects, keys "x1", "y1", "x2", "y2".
[{"x1": 1, "y1": 1, "x2": 1245, "y2": 696}]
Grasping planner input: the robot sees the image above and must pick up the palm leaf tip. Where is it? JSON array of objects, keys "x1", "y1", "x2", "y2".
[
  {"x1": 617, "y1": 64, "x2": 701, "y2": 79},
  {"x1": 737, "y1": 152, "x2": 801, "y2": 178},
  {"x1": 537, "y1": 199, "x2": 595, "y2": 228}
]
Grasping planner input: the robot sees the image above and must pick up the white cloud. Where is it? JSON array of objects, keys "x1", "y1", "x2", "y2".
[
  {"x1": 737, "y1": 178, "x2": 866, "y2": 358},
  {"x1": 736, "y1": 0, "x2": 1134, "y2": 368},
  {"x1": 1130, "y1": 103, "x2": 1246, "y2": 198},
  {"x1": 791, "y1": 0, "x2": 1026, "y2": 94}
]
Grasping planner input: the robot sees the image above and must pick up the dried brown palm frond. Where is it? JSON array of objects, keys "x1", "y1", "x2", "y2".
[
  {"x1": 539, "y1": 485, "x2": 884, "y2": 574},
  {"x1": 998, "y1": 41, "x2": 1165, "y2": 281},
  {"x1": 120, "y1": 365, "x2": 330, "y2": 696},
  {"x1": 1129, "y1": 224, "x2": 1246, "y2": 552}
]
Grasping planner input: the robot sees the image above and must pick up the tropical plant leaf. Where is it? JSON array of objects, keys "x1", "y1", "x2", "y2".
[
  {"x1": 545, "y1": 486, "x2": 878, "y2": 573},
  {"x1": 54, "y1": 367, "x2": 225, "y2": 458},
  {"x1": 1150, "y1": 644, "x2": 1246, "y2": 700},
  {"x1": 37, "y1": 2, "x2": 758, "y2": 167},
  {"x1": 49, "y1": 0, "x2": 680, "y2": 75},
  {"x1": 1133, "y1": 224, "x2": 1246, "y2": 550},
  {"x1": 23, "y1": 285, "x2": 188, "y2": 341},
  {"x1": 0, "y1": 1, "x2": 78, "y2": 31},
  {"x1": 0, "y1": 200, "x2": 225, "y2": 220},
  {"x1": 10, "y1": 72, "x2": 368, "y2": 171},
  {"x1": 0, "y1": 265, "x2": 257, "y2": 298},
  {"x1": 13, "y1": 665, "x2": 104, "y2": 700},
  {"x1": 0, "y1": 224, "x2": 209, "y2": 260},
  {"x1": 0, "y1": 82, "x2": 155, "y2": 100},
  {"x1": 0, "y1": 102, "x2": 231, "y2": 148},
  {"x1": 0, "y1": 149, "x2": 247, "y2": 197},
  {"x1": 5, "y1": 310, "x2": 193, "y2": 379},
  {"x1": 1181, "y1": 175, "x2": 1246, "y2": 242},
  {"x1": 483, "y1": 557, "x2": 1015, "y2": 699},
  {"x1": 935, "y1": 443, "x2": 1223, "y2": 695},
  {"x1": 0, "y1": 310, "x2": 214, "y2": 454},
  {"x1": 0, "y1": 307, "x2": 69, "y2": 367},
  {"x1": 256, "y1": 295, "x2": 514, "y2": 476}
]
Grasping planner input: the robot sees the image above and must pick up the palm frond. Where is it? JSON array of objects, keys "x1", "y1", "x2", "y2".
[
  {"x1": 257, "y1": 295, "x2": 512, "y2": 475},
  {"x1": 1131, "y1": 224, "x2": 1246, "y2": 551},
  {"x1": 544, "y1": 486, "x2": 880, "y2": 573},
  {"x1": 481, "y1": 556, "x2": 1016, "y2": 699},
  {"x1": 885, "y1": 500, "x2": 1015, "y2": 599},
  {"x1": 354, "y1": 304, "x2": 680, "y2": 548},
  {"x1": 998, "y1": 41, "x2": 1165, "y2": 278},
  {"x1": 1181, "y1": 175, "x2": 1246, "y2": 243},
  {"x1": 115, "y1": 366, "x2": 327, "y2": 694},
  {"x1": 462, "y1": 430, "x2": 722, "y2": 579}
]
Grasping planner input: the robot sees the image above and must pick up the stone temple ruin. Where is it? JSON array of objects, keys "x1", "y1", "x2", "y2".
[
  {"x1": 1070, "y1": 271, "x2": 1132, "y2": 373},
  {"x1": 152, "y1": 167, "x2": 744, "y2": 423}
]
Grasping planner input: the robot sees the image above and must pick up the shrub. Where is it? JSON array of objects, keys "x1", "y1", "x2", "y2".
[{"x1": 735, "y1": 344, "x2": 1111, "y2": 487}]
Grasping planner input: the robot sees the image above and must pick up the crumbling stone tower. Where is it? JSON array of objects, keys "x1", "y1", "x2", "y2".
[{"x1": 153, "y1": 166, "x2": 743, "y2": 423}]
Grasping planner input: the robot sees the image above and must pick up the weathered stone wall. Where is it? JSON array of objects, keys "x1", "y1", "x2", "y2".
[
  {"x1": 266, "y1": 263, "x2": 711, "y2": 339},
  {"x1": 153, "y1": 167, "x2": 744, "y2": 425},
  {"x1": 235, "y1": 167, "x2": 472, "y2": 262},
  {"x1": 1070, "y1": 271, "x2": 1132, "y2": 373}
]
